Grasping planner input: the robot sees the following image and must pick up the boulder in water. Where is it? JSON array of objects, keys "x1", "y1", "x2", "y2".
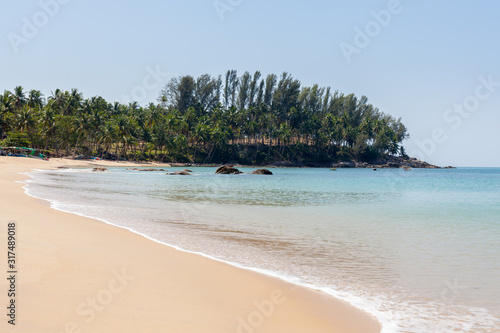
[
  {"x1": 215, "y1": 166, "x2": 242, "y2": 174},
  {"x1": 167, "y1": 170, "x2": 191, "y2": 175},
  {"x1": 251, "y1": 168, "x2": 273, "y2": 175}
]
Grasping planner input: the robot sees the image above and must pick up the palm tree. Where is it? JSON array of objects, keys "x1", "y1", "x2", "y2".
[
  {"x1": 16, "y1": 107, "x2": 37, "y2": 135},
  {"x1": 0, "y1": 92, "x2": 14, "y2": 138},
  {"x1": 72, "y1": 114, "x2": 89, "y2": 158},
  {"x1": 64, "y1": 89, "x2": 83, "y2": 116},
  {"x1": 207, "y1": 124, "x2": 230, "y2": 161},
  {"x1": 336, "y1": 146, "x2": 352, "y2": 161},
  {"x1": 278, "y1": 122, "x2": 292, "y2": 155},
  {"x1": 28, "y1": 90, "x2": 45, "y2": 110},
  {"x1": 115, "y1": 114, "x2": 135, "y2": 159},
  {"x1": 192, "y1": 122, "x2": 210, "y2": 161},
  {"x1": 40, "y1": 108, "x2": 56, "y2": 151},
  {"x1": 11, "y1": 86, "x2": 28, "y2": 111},
  {"x1": 97, "y1": 121, "x2": 117, "y2": 158}
]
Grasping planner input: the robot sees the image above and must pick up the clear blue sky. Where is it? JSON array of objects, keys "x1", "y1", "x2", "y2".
[{"x1": 2, "y1": 0, "x2": 499, "y2": 166}]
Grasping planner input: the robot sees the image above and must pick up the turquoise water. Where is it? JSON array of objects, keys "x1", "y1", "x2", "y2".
[{"x1": 25, "y1": 167, "x2": 500, "y2": 332}]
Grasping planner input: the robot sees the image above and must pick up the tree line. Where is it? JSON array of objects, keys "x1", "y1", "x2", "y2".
[{"x1": 0, "y1": 70, "x2": 409, "y2": 164}]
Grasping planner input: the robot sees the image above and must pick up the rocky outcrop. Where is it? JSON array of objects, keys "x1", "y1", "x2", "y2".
[
  {"x1": 167, "y1": 170, "x2": 191, "y2": 175},
  {"x1": 400, "y1": 158, "x2": 440, "y2": 169},
  {"x1": 127, "y1": 168, "x2": 166, "y2": 171},
  {"x1": 251, "y1": 168, "x2": 273, "y2": 175},
  {"x1": 181, "y1": 169, "x2": 193, "y2": 173},
  {"x1": 215, "y1": 166, "x2": 242, "y2": 174},
  {"x1": 92, "y1": 167, "x2": 107, "y2": 172},
  {"x1": 333, "y1": 161, "x2": 357, "y2": 168},
  {"x1": 332, "y1": 156, "x2": 448, "y2": 169}
]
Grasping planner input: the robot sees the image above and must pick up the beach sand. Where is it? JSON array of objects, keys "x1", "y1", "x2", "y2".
[{"x1": 0, "y1": 156, "x2": 381, "y2": 333}]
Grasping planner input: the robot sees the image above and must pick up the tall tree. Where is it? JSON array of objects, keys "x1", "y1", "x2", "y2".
[
  {"x1": 224, "y1": 70, "x2": 238, "y2": 109},
  {"x1": 263, "y1": 74, "x2": 277, "y2": 108},
  {"x1": 237, "y1": 71, "x2": 251, "y2": 111},
  {"x1": 12, "y1": 86, "x2": 27, "y2": 111},
  {"x1": 248, "y1": 71, "x2": 262, "y2": 107}
]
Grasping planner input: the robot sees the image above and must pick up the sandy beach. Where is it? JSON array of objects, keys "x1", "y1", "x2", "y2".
[{"x1": 0, "y1": 156, "x2": 380, "y2": 333}]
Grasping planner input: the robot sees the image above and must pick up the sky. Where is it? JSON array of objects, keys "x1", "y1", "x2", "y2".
[{"x1": 1, "y1": 0, "x2": 499, "y2": 167}]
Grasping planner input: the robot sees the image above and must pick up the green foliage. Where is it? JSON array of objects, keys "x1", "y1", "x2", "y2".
[
  {"x1": 0, "y1": 71, "x2": 409, "y2": 164},
  {"x1": 3, "y1": 132, "x2": 32, "y2": 147}
]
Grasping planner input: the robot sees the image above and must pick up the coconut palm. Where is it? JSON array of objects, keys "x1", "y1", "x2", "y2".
[
  {"x1": 16, "y1": 106, "x2": 37, "y2": 135},
  {"x1": 40, "y1": 108, "x2": 56, "y2": 151},
  {"x1": 71, "y1": 114, "x2": 90, "y2": 158},
  {"x1": 0, "y1": 92, "x2": 15, "y2": 138},
  {"x1": 28, "y1": 90, "x2": 45, "y2": 110},
  {"x1": 97, "y1": 121, "x2": 117, "y2": 158},
  {"x1": 11, "y1": 86, "x2": 28, "y2": 111}
]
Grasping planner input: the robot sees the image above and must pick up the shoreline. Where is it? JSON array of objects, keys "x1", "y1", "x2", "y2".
[
  {"x1": 21, "y1": 154, "x2": 448, "y2": 170},
  {"x1": 0, "y1": 156, "x2": 381, "y2": 333}
]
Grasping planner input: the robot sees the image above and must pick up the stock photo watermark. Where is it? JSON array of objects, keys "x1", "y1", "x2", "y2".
[
  {"x1": 57, "y1": 267, "x2": 135, "y2": 333},
  {"x1": 339, "y1": 0, "x2": 405, "y2": 64},
  {"x1": 440, "y1": 278, "x2": 468, "y2": 304},
  {"x1": 119, "y1": 65, "x2": 169, "y2": 105},
  {"x1": 5, "y1": 221, "x2": 17, "y2": 326},
  {"x1": 7, "y1": 0, "x2": 72, "y2": 53},
  {"x1": 236, "y1": 289, "x2": 286, "y2": 333},
  {"x1": 411, "y1": 74, "x2": 499, "y2": 161},
  {"x1": 213, "y1": 0, "x2": 244, "y2": 21},
  {"x1": 438, "y1": 278, "x2": 480, "y2": 332},
  {"x1": 379, "y1": 74, "x2": 498, "y2": 191}
]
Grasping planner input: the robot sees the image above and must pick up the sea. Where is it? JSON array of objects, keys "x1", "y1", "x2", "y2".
[{"x1": 23, "y1": 166, "x2": 500, "y2": 332}]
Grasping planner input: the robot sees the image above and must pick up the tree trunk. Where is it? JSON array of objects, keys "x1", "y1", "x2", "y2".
[{"x1": 72, "y1": 133, "x2": 81, "y2": 159}]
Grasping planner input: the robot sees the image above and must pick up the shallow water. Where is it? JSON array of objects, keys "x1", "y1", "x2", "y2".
[{"x1": 25, "y1": 167, "x2": 500, "y2": 332}]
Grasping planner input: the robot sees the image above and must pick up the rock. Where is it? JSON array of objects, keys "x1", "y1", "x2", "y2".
[
  {"x1": 181, "y1": 169, "x2": 193, "y2": 173},
  {"x1": 373, "y1": 159, "x2": 388, "y2": 165},
  {"x1": 331, "y1": 161, "x2": 356, "y2": 168},
  {"x1": 92, "y1": 167, "x2": 107, "y2": 172},
  {"x1": 167, "y1": 170, "x2": 191, "y2": 175},
  {"x1": 403, "y1": 166, "x2": 412, "y2": 171},
  {"x1": 128, "y1": 168, "x2": 166, "y2": 172},
  {"x1": 251, "y1": 168, "x2": 273, "y2": 175},
  {"x1": 57, "y1": 166, "x2": 69, "y2": 169},
  {"x1": 215, "y1": 166, "x2": 243, "y2": 174},
  {"x1": 403, "y1": 158, "x2": 440, "y2": 169},
  {"x1": 443, "y1": 166, "x2": 456, "y2": 169},
  {"x1": 331, "y1": 156, "x2": 444, "y2": 169},
  {"x1": 386, "y1": 162, "x2": 402, "y2": 168}
]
